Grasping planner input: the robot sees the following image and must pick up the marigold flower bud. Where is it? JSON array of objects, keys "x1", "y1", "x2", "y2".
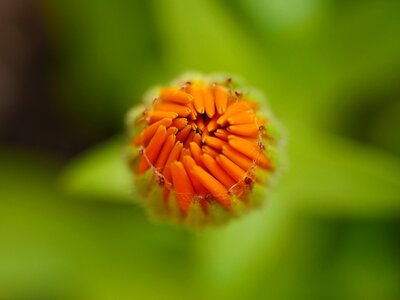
[{"x1": 126, "y1": 73, "x2": 283, "y2": 227}]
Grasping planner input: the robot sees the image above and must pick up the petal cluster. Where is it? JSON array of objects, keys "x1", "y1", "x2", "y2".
[{"x1": 126, "y1": 74, "x2": 281, "y2": 227}]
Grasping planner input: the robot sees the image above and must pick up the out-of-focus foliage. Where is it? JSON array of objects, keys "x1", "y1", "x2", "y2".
[{"x1": 1, "y1": 0, "x2": 400, "y2": 299}]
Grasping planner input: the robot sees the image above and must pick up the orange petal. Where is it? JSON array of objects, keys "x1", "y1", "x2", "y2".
[
  {"x1": 183, "y1": 130, "x2": 196, "y2": 148},
  {"x1": 189, "y1": 120, "x2": 197, "y2": 131},
  {"x1": 206, "y1": 114, "x2": 219, "y2": 132},
  {"x1": 203, "y1": 136, "x2": 227, "y2": 150},
  {"x1": 147, "y1": 111, "x2": 178, "y2": 124},
  {"x1": 187, "y1": 84, "x2": 205, "y2": 114},
  {"x1": 191, "y1": 166, "x2": 230, "y2": 207},
  {"x1": 160, "y1": 88, "x2": 193, "y2": 104},
  {"x1": 201, "y1": 127, "x2": 210, "y2": 143},
  {"x1": 176, "y1": 125, "x2": 192, "y2": 143},
  {"x1": 172, "y1": 118, "x2": 188, "y2": 130},
  {"x1": 186, "y1": 102, "x2": 197, "y2": 120},
  {"x1": 255, "y1": 151, "x2": 273, "y2": 170},
  {"x1": 214, "y1": 85, "x2": 229, "y2": 114},
  {"x1": 178, "y1": 148, "x2": 190, "y2": 161},
  {"x1": 163, "y1": 141, "x2": 183, "y2": 182},
  {"x1": 201, "y1": 154, "x2": 236, "y2": 189},
  {"x1": 195, "y1": 115, "x2": 205, "y2": 132},
  {"x1": 214, "y1": 129, "x2": 229, "y2": 141},
  {"x1": 228, "y1": 135, "x2": 260, "y2": 160},
  {"x1": 204, "y1": 86, "x2": 215, "y2": 118},
  {"x1": 227, "y1": 124, "x2": 259, "y2": 137},
  {"x1": 216, "y1": 154, "x2": 246, "y2": 182},
  {"x1": 228, "y1": 136, "x2": 271, "y2": 169},
  {"x1": 222, "y1": 145, "x2": 253, "y2": 171},
  {"x1": 189, "y1": 142, "x2": 203, "y2": 166},
  {"x1": 154, "y1": 134, "x2": 176, "y2": 172},
  {"x1": 182, "y1": 155, "x2": 208, "y2": 196},
  {"x1": 202, "y1": 145, "x2": 219, "y2": 158},
  {"x1": 193, "y1": 133, "x2": 202, "y2": 146},
  {"x1": 227, "y1": 111, "x2": 255, "y2": 125},
  {"x1": 154, "y1": 102, "x2": 191, "y2": 117},
  {"x1": 170, "y1": 161, "x2": 195, "y2": 213},
  {"x1": 217, "y1": 101, "x2": 252, "y2": 126},
  {"x1": 138, "y1": 125, "x2": 168, "y2": 174},
  {"x1": 133, "y1": 118, "x2": 172, "y2": 146},
  {"x1": 166, "y1": 126, "x2": 178, "y2": 136}
]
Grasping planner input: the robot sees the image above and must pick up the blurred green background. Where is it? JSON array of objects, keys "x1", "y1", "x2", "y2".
[{"x1": 1, "y1": 0, "x2": 400, "y2": 299}]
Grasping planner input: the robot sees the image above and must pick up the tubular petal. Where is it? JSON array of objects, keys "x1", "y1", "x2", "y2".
[
  {"x1": 162, "y1": 141, "x2": 183, "y2": 181},
  {"x1": 193, "y1": 133, "x2": 202, "y2": 146},
  {"x1": 214, "y1": 85, "x2": 228, "y2": 114},
  {"x1": 216, "y1": 154, "x2": 246, "y2": 182},
  {"x1": 204, "y1": 86, "x2": 215, "y2": 118},
  {"x1": 191, "y1": 166, "x2": 231, "y2": 207},
  {"x1": 227, "y1": 124, "x2": 259, "y2": 137},
  {"x1": 172, "y1": 118, "x2": 188, "y2": 130},
  {"x1": 188, "y1": 84, "x2": 205, "y2": 114},
  {"x1": 154, "y1": 102, "x2": 191, "y2": 117},
  {"x1": 195, "y1": 115, "x2": 206, "y2": 132},
  {"x1": 148, "y1": 111, "x2": 178, "y2": 123},
  {"x1": 183, "y1": 131, "x2": 196, "y2": 148},
  {"x1": 227, "y1": 111, "x2": 255, "y2": 125},
  {"x1": 171, "y1": 161, "x2": 195, "y2": 213},
  {"x1": 206, "y1": 114, "x2": 219, "y2": 132},
  {"x1": 133, "y1": 118, "x2": 172, "y2": 146},
  {"x1": 202, "y1": 145, "x2": 219, "y2": 158},
  {"x1": 256, "y1": 152, "x2": 273, "y2": 170},
  {"x1": 201, "y1": 154, "x2": 236, "y2": 189},
  {"x1": 176, "y1": 125, "x2": 192, "y2": 142},
  {"x1": 182, "y1": 155, "x2": 209, "y2": 196},
  {"x1": 160, "y1": 88, "x2": 193, "y2": 104},
  {"x1": 166, "y1": 126, "x2": 178, "y2": 136},
  {"x1": 189, "y1": 142, "x2": 203, "y2": 166},
  {"x1": 203, "y1": 136, "x2": 227, "y2": 150},
  {"x1": 228, "y1": 135, "x2": 260, "y2": 160},
  {"x1": 186, "y1": 102, "x2": 197, "y2": 120},
  {"x1": 154, "y1": 134, "x2": 176, "y2": 171},
  {"x1": 138, "y1": 125, "x2": 168, "y2": 174},
  {"x1": 201, "y1": 127, "x2": 210, "y2": 142},
  {"x1": 217, "y1": 101, "x2": 252, "y2": 126},
  {"x1": 222, "y1": 145, "x2": 253, "y2": 171},
  {"x1": 179, "y1": 148, "x2": 191, "y2": 161},
  {"x1": 214, "y1": 129, "x2": 229, "y2": 141}
]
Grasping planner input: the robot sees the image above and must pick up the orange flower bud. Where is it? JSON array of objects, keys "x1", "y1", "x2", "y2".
[{"x1": 126, "y1": 73, "x2": 283, "y2": 227}]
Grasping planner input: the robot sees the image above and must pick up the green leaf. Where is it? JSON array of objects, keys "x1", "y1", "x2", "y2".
[
  {"x1": 280, "y1": 121, "x2": 400, "y2": 216},
  {"x1": 59, "y1": 136, "x2": 133, "y2": 202}
]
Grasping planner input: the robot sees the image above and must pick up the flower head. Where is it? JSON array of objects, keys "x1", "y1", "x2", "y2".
[{"x1": 126, "y1": 73, "x2": 282, "y2": 227}]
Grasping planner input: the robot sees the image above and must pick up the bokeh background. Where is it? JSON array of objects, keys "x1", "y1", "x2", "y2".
[{"x1": 1, "y1": 0, "x2": 400, "y2": 299}]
